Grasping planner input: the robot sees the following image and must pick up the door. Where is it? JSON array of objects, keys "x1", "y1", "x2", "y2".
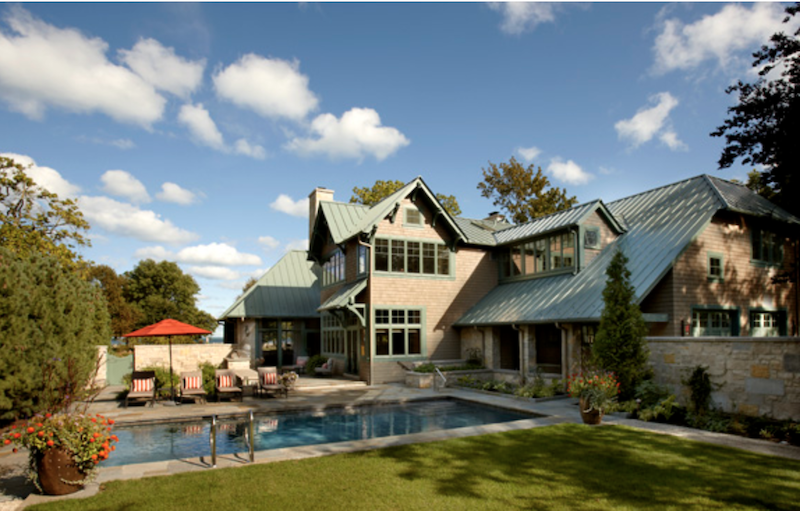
[
  {"x1": 534, "y1": 324, "x2": 562, "y2": 374},
  {"x1": 346, "y1": 328, "x2": 360, "y2": 374},
  {"x1": 498, "y1": 326, "x2": 520, "y2": 370}
]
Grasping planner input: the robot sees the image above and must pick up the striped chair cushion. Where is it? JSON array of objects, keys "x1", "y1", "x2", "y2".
[
  {"x1": 218, "y1": 374, "x2": 233, "y2": 388},
  {"x1": 183, "y1": 376, "x2": 202, "y2": 389},
  {"x1": 262, "y1": 371, "x2": 277, "y2": 385},
  {"x1": 133, "y1": 378, "x2": 153, "y2": 393}
]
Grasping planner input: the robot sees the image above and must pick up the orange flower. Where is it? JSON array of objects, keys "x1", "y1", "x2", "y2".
[{"x1": 46, "y1": 440, "x2": 54, "y2": 447}]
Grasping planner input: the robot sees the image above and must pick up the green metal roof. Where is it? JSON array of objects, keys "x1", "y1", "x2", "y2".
[
  {"x1": 318, "y1": 278, "x2": 368, "y2": 312},
  {"x1": 705, "y1": 175, "x2": 800, "y2": 225},
  {"x1": 454, "y1": 175, "x2": 731, "y2": 326},
  {"x1": 452, "y1": 217, "x2": 511, "y2": 246},
  {"x1": 219, "y1": 251, "x2": 321, "y2": 320},
  {"x1": 319, "y1": 201, "x2": 369, "y2": 245}
]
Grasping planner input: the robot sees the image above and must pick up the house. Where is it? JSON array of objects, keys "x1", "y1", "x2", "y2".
[{"x1": 221, "y1": 174, "x2": 799, "y2": 389}]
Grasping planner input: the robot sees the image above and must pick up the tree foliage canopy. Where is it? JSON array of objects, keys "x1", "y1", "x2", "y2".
[
  {"x1": 0, "y1": 248, "x2": 111, "y2": 421},
  {"x1": 123, "y1": 259, "x2": 217, "y2": 340},
  {"x1": 591, "y1": 249, "x2": 650, "y2": 401},
  {"x1": 477, "y1": 157, "x2": 577, "y2": 224},
  {"x1": 0, "y1": 156, "x2": 90, "y2": 272},
  {"x1": 350, "y1": 179, "x2": 462, "y2": 217},
  {"x1": 87, "y1": 264, "x2": 142, "y2": 339},
  {"x1": 711, "y1": 3, "x2": 800, "y2": 214}
]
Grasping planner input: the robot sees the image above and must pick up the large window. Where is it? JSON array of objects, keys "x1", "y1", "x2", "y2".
[
  {"x1": 374, "y1": 238, "x2": 451, "y2": 276},
  {"x1": 500, "y1": 232, "x2": 575, "y2": 280},
  {"x1": 323, "y1": 249, "x2": 345, "y2": 287},
  {"x1": 321, "y1": 313, "x2": 345, "y2": 354},
  {"x1": 750, "y1": 310, "x2": 786, "y2": 337},
  {"x1": 260, "y1": 320, "x2": 299, "y2": 366},
  {"x1": 692, "y1": 309, "x2": 737, "y2": 337},
  {"x1": 374, "y1": 308, "x2": 423, "y2": 357},
  {"x1": 752, "y1": 229, "x2": 783, "y2": 266}
]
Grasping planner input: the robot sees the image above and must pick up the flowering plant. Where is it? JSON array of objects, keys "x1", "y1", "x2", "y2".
[
  {"x1": 280, "y1": 371, "x2": 298, "y2": 388},
  {"x1": 567, "y1": 371, "x2": 620, "y2": 413},
  {"x1": 2, "y1": 412, "x2": 117, "y2": 489}
]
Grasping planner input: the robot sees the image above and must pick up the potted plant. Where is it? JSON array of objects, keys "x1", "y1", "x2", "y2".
[
  {"x1": 567, "y1": 371, "x2": 620, "y2": 425},
  {"x1": 3, "y1": 412, "x2": 118, "y2": 495}
]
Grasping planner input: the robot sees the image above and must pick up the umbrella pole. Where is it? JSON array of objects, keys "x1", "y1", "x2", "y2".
[{"x1": 169, "y1": 336, "x2": 175, "y2": 403}]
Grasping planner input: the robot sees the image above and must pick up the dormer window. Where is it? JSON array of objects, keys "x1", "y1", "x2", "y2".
[
  {"x1": 499, "y1": 231, "x2": 575, "y2": 280},
  {"x1": 405, "y1": 207, "x2": 422, "y2": 227},
  {"x1": 584, "y1": 227, "x2": 601, "y2": 249}
]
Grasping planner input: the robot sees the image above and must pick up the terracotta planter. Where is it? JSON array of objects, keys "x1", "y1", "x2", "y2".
[
  {"x1": 35, "y1": 447, "x2": 86, "y2": 495},
  {"x1": 579, "y1": 398, "x2": 604, "y2": 425}
]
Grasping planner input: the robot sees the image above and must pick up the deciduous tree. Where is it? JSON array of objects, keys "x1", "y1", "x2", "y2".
[
  {"x1": 477, "y1": 157, "x2": 576, "y2": 224},
  {"x1": 87, "y1": 264, "x2": 142, "y2": 340},
  {"x1": 0, "y1": 156, "x2": 90, "y2": 272},
  {"x1": 711, "y1": 3, "x2": 800, "y2": 215},
  {"x1": 350, "y1": 179, "x2": 462, "y2": 217}
]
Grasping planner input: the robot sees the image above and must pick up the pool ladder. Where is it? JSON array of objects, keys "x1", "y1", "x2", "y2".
[
  {"x1": 434, "y1": 367, "x2": 447, "y2": 391},
  {"x1": 209, "y1": 410, "x2": 256, "y2": 468}
]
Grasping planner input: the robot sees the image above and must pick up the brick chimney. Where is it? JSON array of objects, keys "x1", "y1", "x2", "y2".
[
  {"x1": 309, "y1": 187, "x2": 334, "y2": 242},
  {"x1": 484, "y1": 211, "x2": 506, "y2": 223}
]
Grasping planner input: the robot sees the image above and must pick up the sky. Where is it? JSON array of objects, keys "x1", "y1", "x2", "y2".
[{"x1": 1, "y1": 2, "x2": 797, "y2": 333}]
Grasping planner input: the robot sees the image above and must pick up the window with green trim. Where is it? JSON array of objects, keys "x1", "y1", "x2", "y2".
[
  {"x1": 750, "y1": 310, "x2": 786, "y2": 337},
  {"x1": 321, "y1": 313, "x2": 345, "y2": 354},
  {"x1": 584, "y1": 227, "x2": 601, "y2": 249},
  {"x1": 499, "y1": 231, "x2": 574, "y2": 280},
  {"x1": 357, "y1": 245, "x2": 369, "y2": 276},
  {"x1": 707, "y1": 252, "x2": 724, "y2": 282},
  {"x1": 375, "y1": 308, "x2": 423, "y2": 356},
  {"x1": 692, "y1": 309, "x2": 735, "y2": 337},
  {"x1": 374, "y1": 238, "x2": 451, "y2": 276},
  {"x1": 404, "y1": 207, "x2": 422, "y2": 227},
  {"x1": 322, "y1": 249, "x2": 345, "y2": 287},
  {"x1": 752, "y1": 229, "x2": 783, "y2": 266}
]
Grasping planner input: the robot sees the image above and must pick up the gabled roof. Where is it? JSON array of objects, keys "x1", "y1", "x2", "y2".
[
  {"x1": 705, "y1": 175, "x2": 800, "y2": 225},
  {"x1": 310, "y1": 177, "x2": 467, "y2": 256},
  {"x1": 492, "y1": 199, "x2": 625, "y2": 246},
  {"x1": 452, "y1": 217, "x2": 511, "y2": 246},
  {"x1": 219, "y1": 251, "x2": 320, "y2": 320},
  {"x1": 455, "y1": 175, "x2": 749, "y2": 326}
]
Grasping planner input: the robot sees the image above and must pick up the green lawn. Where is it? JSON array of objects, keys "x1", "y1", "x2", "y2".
[{"x1": 30, "y1": 424, "x2": 800, "y2": 511}]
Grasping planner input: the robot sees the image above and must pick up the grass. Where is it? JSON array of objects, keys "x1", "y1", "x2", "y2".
[{"x1": 29, "y1": 424, "x2": 800, "y2": 511}]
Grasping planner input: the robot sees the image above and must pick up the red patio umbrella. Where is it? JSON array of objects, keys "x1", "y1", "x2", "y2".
[{"x1": 123, "y1": 319, "x2": 212, "y2": 403}]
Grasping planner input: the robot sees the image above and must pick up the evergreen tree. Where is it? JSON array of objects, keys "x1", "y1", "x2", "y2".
[
  {"x1": 592, "y1": 249, "x2": 650, "y2": 400},
  {"x1": 0, "y1": 248, "x2": 111, "y2": 421}
]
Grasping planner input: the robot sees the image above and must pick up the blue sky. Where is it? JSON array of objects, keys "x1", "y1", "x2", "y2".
[{"x1": 1, "y1": 2, "x2": 796, "y2": 330}]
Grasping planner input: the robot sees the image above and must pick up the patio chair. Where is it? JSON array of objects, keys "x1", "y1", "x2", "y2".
[
  {"x1": 258, "y1": 366, "x2": 287, "y2": 399},
  {"x1": 125, "y1": 371, "x2": 156, "y2": 408},
  {"x1": 314, "y1": 358, "x2": 335, "y2": 377},
  {"x1": 295, "y1": 356, "x2": 309, "y2": 374},
  {"x1": 215, "y1": 369, "x2": 243, "y2": 402},
  {"x1": 179, "y1": 370, "x2": 207, "y2": 404}
]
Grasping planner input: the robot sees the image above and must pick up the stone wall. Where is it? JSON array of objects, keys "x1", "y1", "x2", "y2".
[
  {"x1": 134, "y1": 344, "x2": 233, "y2": 374},
  {"x1": 647, "y1": 337, "x2": 800, "y2": 420},
  {"x1": 94, "y1": 346, "x2": 107, "y2": 387}
]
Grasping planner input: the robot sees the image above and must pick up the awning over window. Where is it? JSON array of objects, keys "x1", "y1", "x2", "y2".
[{"x1": 318, "y1": 278, "x2": 368, "y2": 312}]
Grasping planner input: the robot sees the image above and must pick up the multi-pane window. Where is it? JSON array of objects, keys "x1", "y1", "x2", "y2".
[
  {"x1": 500, "y1": 232, "x2": 575, "y2": 280},
  {"x1": 707, "y1": 253, "x2": 724, "y2": 282},
  {"x1": 375, "y1": 308, "x2": 422, "y2": 357},
  {"x1": 405, "y1": 207, "x2": 422, "y2": 226},
  {"x1": 374, "y1": 238, "x2": 451, "y2": 276},
  {"x1": 692, "y1": 309, "x2": 734, "y2": 337},
  {"x1": 750, "y1": 311, "x2": 785, "y2": 337},
  {"x1": 752, "y1": 229, "x2": 783, "y2": 265},
  {"x1": 323, "y1": 249, "x2": 345, "y2": 286},
  {"x1": 321, "y1": 313, "x2": 345, "y2": 354}
]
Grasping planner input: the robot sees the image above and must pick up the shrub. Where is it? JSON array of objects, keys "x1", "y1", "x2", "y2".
[
  {"x1": 684, "y1": 365, "x2": 714, "y2": 414},
  {"x1": 199, "y1": 362, "x2": 217, "y2": 397},
  {"x1": 124, "y1": 366, "x2": 180, "y2": 399},
  {"x1": 306, "y1": 354, "x2": 326, "y2": 375}
]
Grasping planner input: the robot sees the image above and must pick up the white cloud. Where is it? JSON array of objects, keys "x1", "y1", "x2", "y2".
[
  {"x1": 659, "y1": 130, "x2": 687, "y2": 151},
  {"x1": 284, "y1": 239, "x2": 309, "y2": 252},
  {"x1": 110, "y1": 139, "x2": 136, "y2": 150},
  {"x1": 0, "y1": 7, "x2": 165, "y2": 126},
  {"x1": 234, "y1": 138, "x2": 267, "y2": 160},
  {"x1": 614, "y1": 92, "x2": 683, "y2": 150},
  {"x1": 175, "y1": 242, "x2": 262, "y2": 266},
  {"x1": 100, "y1": 169, "x2": 150, "y2": 203},
  {"x1": 79, "y1": 195, "x2": 198, "y2": 245},
  {"x1": 157, "y1": 182, "x2": 197, "y2": 205},
  {"x1": 188, "y1": 266, "x2": 241, "y2": 281},
  {"x1": 118, "y1": 37, "x2": 205, "y2": 98},
  {"x1": 517, "y1": 146, "x2": 542, "y2": 162},
  {"x1": 286, "y1": 107, "x2": 410, "y2": 161},
  {"x1": 548, "y1": 158, "x2": 593, "y2": 185},
  {"x1": 652, "y1": 3, "x2": 789, "y2": 75},
  {"x1": 178, "y1": 103, "x2": 224, "y2": 150},
  {"x1": 133, "y1": 245, "x2": 173, "y2": 261},
  {"x1": 213, "y1": 54, "x2": 318, "y2": 121},
  {"x1": 270, "y1": 194, "x2": 309, "y2": 218},
  {"x1": 489, "y1": 2, "x2": 558, "y2": 35},
  {"x1": 0, "y1": 152, "x2": 80, "y2": 197},
  {"x1": 258, "y1": 235, "x2": 280, "y2": 251}
]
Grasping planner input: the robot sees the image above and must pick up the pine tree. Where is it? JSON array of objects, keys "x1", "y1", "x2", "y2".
[
  {"x1": 0, "y1": 248, "x2": 111, "y2": 421},
  {"x1": 592, "y1": 249, "x2": 650, "y2": 400}
]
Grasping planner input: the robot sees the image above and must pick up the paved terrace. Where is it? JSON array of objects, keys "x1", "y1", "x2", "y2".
[{"x1": 2, "y1": 376, "x2": 799, "y2": 510}]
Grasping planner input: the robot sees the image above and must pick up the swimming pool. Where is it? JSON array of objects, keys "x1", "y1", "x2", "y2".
[{"x1": 107, "y1": 400, "x2": 537, "y2": 466}]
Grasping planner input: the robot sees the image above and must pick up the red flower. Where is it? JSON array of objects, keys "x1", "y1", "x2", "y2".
[
  {"x1": 108, "y1": 419, "x2": 115, "y2": 425},
  {"x1": 46, "y1": 440, "x2": 54, "y2": 447},
  {"x1": 26, "y1": 427, "x2": 34, "y2": 434},
  {"x1": 89, "y1": 438, "x2": 95, "y2": 443},
  {"x1": 45, "y1": 413, "x2": 51, "y2": 418},
  {"x1": 91, "y1": 454, "x2": 97, "y2": 460},
  {"x1": 37, "y1": 431, "x2": 45, "y2": 437},
  {"x1": 13, "y1": 433, "x2": 20, "y2": 439},
  {"x1": 3, "y1": 439, "x2": 10, "y2": 445}
]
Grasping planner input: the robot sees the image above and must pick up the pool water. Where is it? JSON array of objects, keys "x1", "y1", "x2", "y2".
[{"x1": 107, "y1": 400, "x2": 535, "y2": 466}]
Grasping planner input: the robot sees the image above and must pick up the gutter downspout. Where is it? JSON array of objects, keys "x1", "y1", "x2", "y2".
[{"x1": 359, "y1": 236, "x2": 374, "y2": 386}]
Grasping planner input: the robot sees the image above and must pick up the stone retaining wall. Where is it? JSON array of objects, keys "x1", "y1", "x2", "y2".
[
  {"x1": 647, "y1": 337, "x2": 800, "y2": 420},
  {"x1": 134, "y1": 344, "x2": 232, "y2": 374}
]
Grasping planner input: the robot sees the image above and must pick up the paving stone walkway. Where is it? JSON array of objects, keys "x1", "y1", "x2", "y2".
[{"x1": 2, "y1": 379, "x2": 799, "y2": 510}]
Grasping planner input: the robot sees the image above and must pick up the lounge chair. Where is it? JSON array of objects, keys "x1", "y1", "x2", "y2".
[
  {"x1": 314, "y1": 358, "x2": 335, "y2": 377},
  {"x1": 258, "y1": 366, "x2": 286, "y2": 399},
  {"x1": 180, "y1": 370, "x2": 207, "y2": 404},
  {"x1": 125, "y1": 371, "x2": 156, "y2": 408},
  {"x1": 215, "y1": 369, "x2": 243, "y2": 402}
]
